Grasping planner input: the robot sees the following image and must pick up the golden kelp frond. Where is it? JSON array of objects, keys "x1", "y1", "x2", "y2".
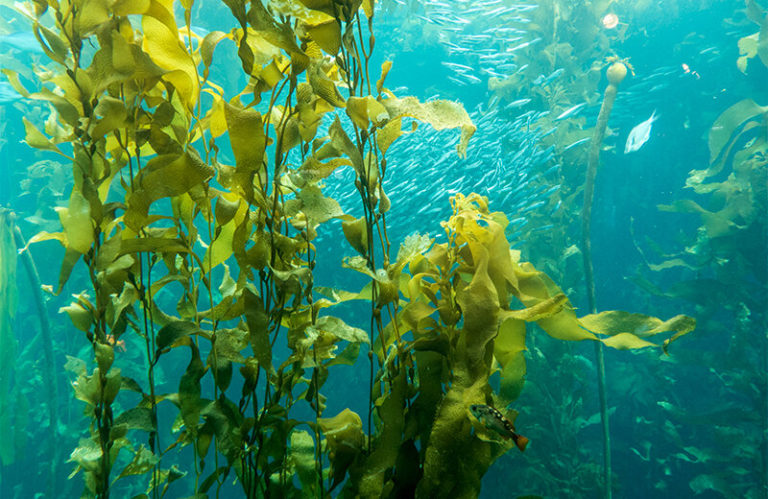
[
  {"x1": 736, "y1": 0, "x2": 768, "y2": 73},
  {"x1": 380, "y1": 92, "x2": 476, "y2": 158},
  {"x1": 580, "y1": 311, "x2": 696, "y2": 353},
  {"x1": 141, "y1": 3, "x2": 199, "y2": 109}
]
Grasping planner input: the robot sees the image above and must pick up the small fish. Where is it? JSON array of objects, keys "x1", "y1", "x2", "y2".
[
  {"x1": 624, "y1": 110, "x2": 657, "y2": 153},
  {"x1": 505, "y1": 98, "x2": 531, "y2": 109},
  {"x1": 555, "y1": 102, "x2": 587, "y2": 121},
  {"x1": 469, "y1": 404, "x2": 529, "y2": 452},
  {"x1": 106, "y1": 334, "x2": 127, "y2": 352},
  {"x1": 563, "y1": 137, "x2": 590, "y2": 151}
]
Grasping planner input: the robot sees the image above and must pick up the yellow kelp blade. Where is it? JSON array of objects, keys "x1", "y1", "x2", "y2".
[{"x1": 580, "y1": 311, "x2": 696, "y2": 353}]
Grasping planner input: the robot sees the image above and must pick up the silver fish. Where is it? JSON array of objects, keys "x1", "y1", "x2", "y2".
[
  {"x1": 624, "y1": 110, "x2": 657, "y2": 154},
  {"x1": 555, "y1": 102, "x2": 587, "y2": 121}
]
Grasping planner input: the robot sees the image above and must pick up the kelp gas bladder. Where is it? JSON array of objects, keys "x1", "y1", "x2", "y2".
[{"x1": 14, "y1": 0, "x2": 693, "y2": 497}]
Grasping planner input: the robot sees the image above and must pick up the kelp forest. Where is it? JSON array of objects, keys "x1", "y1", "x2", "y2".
[{"x1": 0, "y1": 0, "x2": 765, "y2": 498}]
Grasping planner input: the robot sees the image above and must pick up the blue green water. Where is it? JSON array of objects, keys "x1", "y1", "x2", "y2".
[{"x1": 0, "y1": 0, "x2": 766, "y2": 498}]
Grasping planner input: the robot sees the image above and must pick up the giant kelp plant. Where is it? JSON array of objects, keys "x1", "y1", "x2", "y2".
[{"x1": 5, "y1": 0, "x2": 697, "y2": 497}]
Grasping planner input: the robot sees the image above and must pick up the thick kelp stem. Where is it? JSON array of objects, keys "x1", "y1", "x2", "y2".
[
  {"x1": 11, "y1": 215, "x2": 58, "y2": 494},
  {"x1": 581, "y1": 61, "x2": 627, "y2": 499}
]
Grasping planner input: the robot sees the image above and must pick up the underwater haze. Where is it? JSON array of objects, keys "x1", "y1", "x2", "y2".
[{"x1": 0, "y1": 0, "x2": 766, "y2": 498}]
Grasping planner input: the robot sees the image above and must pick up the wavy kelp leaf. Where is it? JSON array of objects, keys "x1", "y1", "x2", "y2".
[
  {"x1": 156, "y1": 320, "x2": 202, "y2": 352},
  {"x1": 708, "y1": 99, "x2": 768, "y2": 165},
  {"x1": 341, "y1": 216, "x2": 368, "y2": 255},
  {"x1": 396, "y1": 233, "x2": 433, "y2": 267},
  {"x1": 379, "y1": 93, "x2": 476, "y2": 158},
  {"x1": 113, "y1": 0, "x2": 151, "y2": 15},
  {"x1": 288, "y1": 430, "x2": 317, "y2": 492},
  {"x1": 456, "y1": 246, "x2": 499, "y2": 355},
  {"x1": 314, "y1": 285, "x2": 372, "y2": 304},
  {"x1": 359, "y1": 366, "x2": 407, "y2": 495},
  {"x1": 247, "y1": 1, "x2": 309, "y2": 74},
  {"x1": 579, "y1": 311, "x2": 696, "y2": 353},
  {"x1": 22, "y1": 117, "x2": 69, "y2": 157},
  {"x1": 114, "y1": 407, "x2": 155, "y2": 432},
  {"x1": 201, "y1": 31, "x2": 229, "y2": 80},
  {"x1": 305, "y1": 19, "x2": 341, "y2": 54},
  {"x1": 125, "y1": 151, "x2": 214, "y2": 230},
  {"x1": 417, "y1": 376, "x2": 493, "y2": 498},
  {"x1": 362, "y1": 0, "x2": 374, "y2": 18},
  {"x1": 376, "y1": 117, "x2": 417, "y2": 156},
  {"x1": 111, "y1": 30, "x2": 140, "y2": 84},
  {"x1": 284, "y1": 183, "x2": 345, "y2": 230},
  {"x1": 69, "y1": 438, "x2": 103, "y2": 472},
  {"x1": 90, "y1": 96, "x2": 128, "y2": 138},
  {"x1": 346, "y1": 95, "x2": 389, "y2": 129},
  {"x1": 308, "y1": 60, "x2": 346, "y2": 107},
  {"x1": 95, "y1": 342, "x2": 115, "y2": 373},
  {"x1": 179, "y1": 343, "x2": 206, "y2": 431},
  {"x1": 318, "y1": 408, "x2": 364, "y2": 489},
  {"x1": 376, "y1": 61, "x2": 392, "y2": 95},
  {"x1": 494, "y1": 317, "x2": 527, "y2": 401},
  {"x1": 737, "y1": 33, "x2": 760, "y2": 73},
  {"x1": 294, "y1": 156, "x2": 350, "y2": 185},
  {"x1": 297, "y1": 0, "x2": 363, "y2": 21},
  {"x1": 315, "y1": 316, "x2": 369, "y2": 344},
  {"x1": 444, "y1": 194, "x2": 517, "y2": 304},
  {"x1": 515, "y1": 262, "x2": 596, "y2": 342},
  {"x1": 33, "y1": 21, "x2": 68, "y2": 63},
  {"x1": 504, "y1": 293, "x2": 568, "y2": 321},
  {"x1": 741, "y1": 0, "x2": 768, "y2": 68},
  {"x1": 59, "y1": 299, "x2": 93, "y2": 332},
  {"x1": 87, "y1": 34, "x2": 165, "y2": 97},
  {"x1": 203, "y1": 197, "x2": 247, "y2": 271},
  {"x1": 329, "y1": 116, "x2": 364, "y2": 171},
  {"x1": 117, "y1": 445, "x2": 159, "y2": 480},
  {"x1": 689, "y1": 473, "x2": 736, "y2": 497},
  {"x1": 56, "y1": 190, "x2": 94, "y2": 254},
  {"x1": 142, "y1": 5, "x2": 199, "y2": 109},
  {"x1": 224, "y1": 103, "x2": 265, "y2": 202},
  {"x1": 118, "y1": 237, "x2": 190, "y2": 256},
  {"x1": 75, "y1": 0, "x2": 110, "y2": 34},
  {"x1": 658, "y1": 199, "x2": 744, "y2": 238},
  {"x1": 206, "y1": 327, "x2": 247, "y2": 370},
  {"x1": 244, "y1": 289, "x2": 272, "y2": 372}
]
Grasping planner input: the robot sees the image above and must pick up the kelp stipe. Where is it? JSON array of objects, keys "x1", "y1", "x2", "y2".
[{"x1": 580, "y1": 59, "x2": 627, "y2": 499}]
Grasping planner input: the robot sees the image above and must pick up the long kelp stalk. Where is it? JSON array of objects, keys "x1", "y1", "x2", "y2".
[
  {"x1": 581, "y1": 60, "x2": 627, "y2": 499},
  {"x1": 10, "y1": 214, "x2": 57, "y2": 494}
]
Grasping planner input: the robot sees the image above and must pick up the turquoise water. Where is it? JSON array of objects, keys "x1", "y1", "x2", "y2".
[{"x1": 0, "y1": 1, "x2": 766, "y2": 498}]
